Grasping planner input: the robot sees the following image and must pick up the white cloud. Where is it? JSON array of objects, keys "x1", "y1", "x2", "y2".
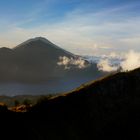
[
  {"x1": 57, "y1": 56, "x2": 88, "y2": 69},
  {"x1": 0, "y1": 3, "x2": 140, "y2": 56},
  {"x1": 97, "y1": 59, "x2": 118, "y2": 72},
  {"x1": 96, "y1": 50, "x2": 140, "y2": 72},
  {"x1": 121, "y1": 50, "x2": 140, "y2": 71}
]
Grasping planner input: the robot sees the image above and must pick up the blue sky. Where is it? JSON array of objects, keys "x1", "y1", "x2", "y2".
[{"x1": 0, "y1": 0, "x2": 140, "y2": 56}]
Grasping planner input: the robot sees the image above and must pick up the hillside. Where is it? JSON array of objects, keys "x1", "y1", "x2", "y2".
[
  {"x1": 0, "y1": 37, "x2": 75, "y2": 82},
  {"x1": 0, "y1": 37, "x2": 104, "y2": 83},
  {"x1": 1, "y1": 68, "x2": 140, "y2": 139},
  {"x1": 0, "y1": 37, "x2": 106, "y2": 95},
  {"x1": 13, "y1": 37, "x2": 75, "y2": 82}
]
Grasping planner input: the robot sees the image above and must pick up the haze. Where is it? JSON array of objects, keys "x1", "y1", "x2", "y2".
[{"x1": 0, "y1": 0, "x2": 140, "y2": 56}]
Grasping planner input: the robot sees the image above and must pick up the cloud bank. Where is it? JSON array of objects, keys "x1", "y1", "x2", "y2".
[
  {"x1": 57, "y1": 56, "x2": 87, "y2": 69},
  {"x1": 97, "y1": 59, "x2": 118, "y2": 72},
  {"x1": 57, "y1": 50, "x2": 140, "y2": 72},
  {"x1": 96, "y1": 50, "x2": 140, "y2": 72},
  {"x1": 121, "y1": 50, "x2": 140, "y2": 71},
  {"x1": 0, "y1": 1, "x2": 140, "y2": 56}
]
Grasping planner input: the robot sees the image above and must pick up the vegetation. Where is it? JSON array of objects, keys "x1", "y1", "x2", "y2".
[
  {"x1": 0, "y1": 68, "x2": 140, "y2": 139},
  {"x1": 14, "y1": 100, "x2": 20, "y2": 107},
  {"x1": 0, "y1": 95, "x2": 42, "y2": 107},
  {"x1": 0, "y1": 102, "x2": 8, "y2": 112}
]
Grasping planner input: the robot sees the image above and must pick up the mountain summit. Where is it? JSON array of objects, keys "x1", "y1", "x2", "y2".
[
  {"x1": 0, "y1": 37, "x2": 106, "y2": 95},
  {"x1": 14, "y1": 37, "x2": 74, "y2": 57},
  {"x1": 12, "y1": 37, "x2": 76, "y2": 82}
]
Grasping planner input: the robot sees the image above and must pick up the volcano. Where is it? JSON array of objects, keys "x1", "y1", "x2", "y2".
[
  {"x1": 0, "y1": 37, "x2": 106, "y2": 95},
  {"x1": 12, "y1": 37, "x2": 77, "y2": 82}
]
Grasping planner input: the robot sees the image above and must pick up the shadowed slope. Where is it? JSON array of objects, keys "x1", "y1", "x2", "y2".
[
  {"x1": 0, "y1": 68, "x2": 140, "y2": 139},
  {"x1": 0, "y1": 37, "x2": 104, "y2": 83},
  {"x1": 28, "y1": 68, "x2": 140, "y2": 139},
  {"x1": 0, "y1": 47, "x2": 16, "y2": 81},
  {"x1": 13, "y1": 37, "x2": 74, "y2": 82},
  {"x1": 0, "y1": 37, "x2": 106, "y2": 95}
]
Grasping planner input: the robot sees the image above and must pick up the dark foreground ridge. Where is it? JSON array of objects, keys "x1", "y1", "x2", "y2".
[{"x1": 1, "y1": 68, "x2": 140, "y2": 139}]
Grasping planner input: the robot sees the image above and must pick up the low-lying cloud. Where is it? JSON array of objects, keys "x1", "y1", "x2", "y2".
[
  {"x1": 96, "y1": 50, "x2": 140, "y2": 72},
  {"x1": 97, "y1": 59, "x2": 118, "y2": 72},
  {"x1": 57, "y1": 50, "x2": 140, "y2": 72},
  {"x1": 57, "y1": 56, "x2": 87, "y2": 69},
  {"x1": 121, "y1": 50, "x2": 140, "y2": 71}
]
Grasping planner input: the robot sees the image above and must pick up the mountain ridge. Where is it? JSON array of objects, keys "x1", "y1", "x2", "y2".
[
  {"x1": 0, "y1": 67, "x2": 140, "y2": 139},
  {"x1": 13, "y1": 37, "x2": 75, "y2": 57},
  {"x1": 25, "y1": 67, "x2": 140, "y2": 139},
  {"x1": 0, "y1": 37, "x2": 106, "y2": 95}
]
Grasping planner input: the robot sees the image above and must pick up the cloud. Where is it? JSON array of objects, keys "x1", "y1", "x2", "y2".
[
  {"x1": 96, "y1": 50, "x2": 140, "y2": 72},
  {"x1": 57, "y1": 56, "x2": 88, "y2": 69},
  {"x1": 97, "y1": 59, "x2": 118, "y2": 72},
  {"x1": 121, "y1": 50, "x2": 140, "y2": 71},
  {"x1": 57, "y1": 50, "x2": 140, "y2": 72},
  {"x1": 0, "y1": 1, "x2": 140, "y2": 56}
]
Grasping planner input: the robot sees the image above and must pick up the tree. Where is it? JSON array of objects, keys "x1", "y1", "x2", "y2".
[
  {"x1": 14, "y1": 100, "x2": 20, "y2": 107},
  {"x1": 23, "y1": 99, "x2": 31, "y2": 107}
]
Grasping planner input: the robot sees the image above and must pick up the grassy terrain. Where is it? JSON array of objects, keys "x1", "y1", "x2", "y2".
[
  {"x1": 0, "y1": 95, "x2": 53, "y2": 107},
  {"x1": 0, "y1": 68, "x2": 140, "y2": 139}
]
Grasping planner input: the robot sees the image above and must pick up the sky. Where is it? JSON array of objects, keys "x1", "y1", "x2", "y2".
[{"x1": 0, "y1": 0, "x2": 140, "y2": 56}]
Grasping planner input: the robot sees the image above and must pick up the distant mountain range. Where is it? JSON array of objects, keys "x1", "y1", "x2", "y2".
[{"x1": 0, "y1": 37, "x2": 107, "y2": 95}]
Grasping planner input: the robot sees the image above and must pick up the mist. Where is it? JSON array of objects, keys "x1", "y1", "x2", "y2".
[
  {"x1": 57, "y1": 56, "x2": 88, "y2": 69},
  {"x1": 93, "y1": 50, "x2": 140, "y2": 72},
  {"x1": 121, "y1": 50, "x2": 140, "y2": 71},
  {"x1": 97, "y1": 59, "x2": 118, "y2": 72}
]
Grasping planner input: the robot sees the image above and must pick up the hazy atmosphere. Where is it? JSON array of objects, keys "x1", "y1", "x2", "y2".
[
  {"x1": 0, "y1": 0, "x2": 140, "y2": 56},
  {"x1": 1, "y1": 1, "x2": 140, "y2": 139}
]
